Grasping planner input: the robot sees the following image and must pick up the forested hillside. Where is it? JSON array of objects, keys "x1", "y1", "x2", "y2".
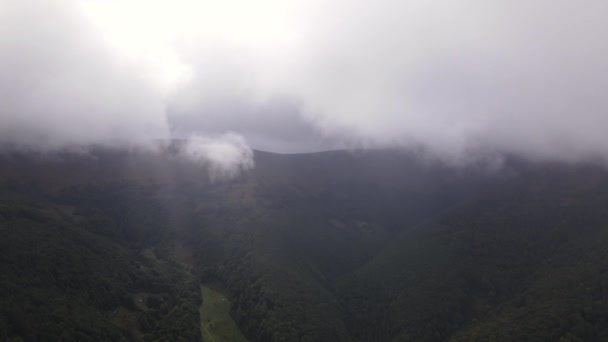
[
  {"x1": 340, "y1": 164, "x2": 608, "y2": 341},
  {"x1": 0, "y1": 180, "x2": 201, "y2": 341},
  {"x1": 2, "y1": 148, "x2": 608, "y2": 341}
]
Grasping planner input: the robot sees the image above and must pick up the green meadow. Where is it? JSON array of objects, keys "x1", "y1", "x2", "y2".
[{"x1": 200, "y1": 286, "x2": 247, "y2": 342}]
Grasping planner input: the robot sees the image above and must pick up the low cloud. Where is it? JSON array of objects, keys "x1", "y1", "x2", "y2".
[
  {"x1": 2, "y1": 0, "x2": 608, "y2": 165},
  {"x1": 179, "y1": 133, "x2": 254, "y2": 181}
]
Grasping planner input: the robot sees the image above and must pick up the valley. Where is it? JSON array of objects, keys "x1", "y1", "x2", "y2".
[{"x1": 2, "y1": 148, "x2": 608, "y2": 341}]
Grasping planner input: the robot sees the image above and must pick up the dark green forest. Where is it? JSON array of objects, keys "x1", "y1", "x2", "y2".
[{"x1": 2, "y1": 148, "x2": 608, "y2": 341}]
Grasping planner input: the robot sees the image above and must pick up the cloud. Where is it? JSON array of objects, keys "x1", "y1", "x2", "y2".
[
  {"x1": 2, "y1": 0, "x2": 608, "y2": 164},
  {"x1": 0, "y1": 0, "x2": 258, "y2": 177},
  {"x1": 166, "y1": 60, "x2": 330, "y2": 153},
  {"x1": 262, "y1": 0, "x2": 608, "y2": 162},
  {"x1": 0, "y1": 0, "x2": 171, "y2": 150},
  {"x1": 179, "y1": 133, "x2": 254, "y2": 181},
  {"x1": 164, "y1": 0, "x2": 608, "y2": 163}
]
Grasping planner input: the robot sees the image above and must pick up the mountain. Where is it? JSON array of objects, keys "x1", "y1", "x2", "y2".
[
  {"x1": 340, "y1": 163, "x2": 608, "y2": 341},
  {"x1": 1, "y1": 147, "x2": 608, "y2": 341}
]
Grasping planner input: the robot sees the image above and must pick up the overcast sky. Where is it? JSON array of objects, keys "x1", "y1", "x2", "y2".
[{"x1": 1, "y1": 0, "x2": 608, "y2": 163}]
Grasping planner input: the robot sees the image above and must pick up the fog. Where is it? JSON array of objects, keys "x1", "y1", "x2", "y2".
[
  {"x1": 179, "y1": 133, "x2": 254, "y2": 181},
  {"x1": 2, "y1": 0, "x2": 608, "y2": 167}
]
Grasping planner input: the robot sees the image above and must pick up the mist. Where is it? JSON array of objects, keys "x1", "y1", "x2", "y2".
[
  {"x1": 179, "y1": 133, "x2": 254, "y2": 181},
  {"x1": 1, "y1": 0, "x2": 608, "y2": 165}
]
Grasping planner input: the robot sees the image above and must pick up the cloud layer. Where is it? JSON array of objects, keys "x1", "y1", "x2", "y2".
[
  {"x1": 1, "y1": 0, "x2": 608, "y2": 164},
  {"x1": 0, "y1": 0, "x2": 170, "y2": 149}
]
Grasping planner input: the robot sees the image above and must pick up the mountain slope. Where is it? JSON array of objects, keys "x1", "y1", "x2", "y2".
[
  {"x1": 3, "y1": 148, "x2": 608, "y2": 341},
  {"x1": 340, "y1": 163, "x2": 608, "y2": 341},
  {"x1": 0, "y1": 185, "x2": 201, "y2": 341}
]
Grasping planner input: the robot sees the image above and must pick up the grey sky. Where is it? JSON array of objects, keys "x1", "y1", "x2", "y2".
[{"x1": 1, "y1": 0, "x2": 608, "y2": 164}]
